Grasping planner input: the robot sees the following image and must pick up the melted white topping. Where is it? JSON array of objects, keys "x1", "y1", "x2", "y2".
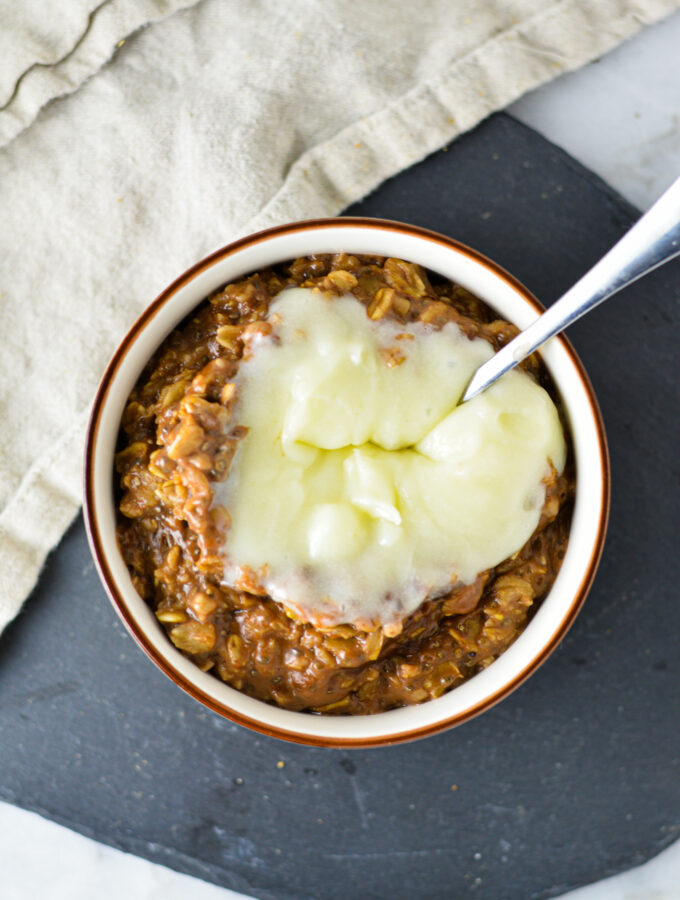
[{"x1": 215, "y1": 287, "x2": 566, "y2": 630}]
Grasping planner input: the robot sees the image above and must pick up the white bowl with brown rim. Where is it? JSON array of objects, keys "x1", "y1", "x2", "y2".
[{"x1": 84, "y1": 217, "x2": 610, "y2": 747}]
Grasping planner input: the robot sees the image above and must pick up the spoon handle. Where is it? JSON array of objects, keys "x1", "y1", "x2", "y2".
[{"x1": 462, "y1": 175, "x2": 680, "y2": 402}]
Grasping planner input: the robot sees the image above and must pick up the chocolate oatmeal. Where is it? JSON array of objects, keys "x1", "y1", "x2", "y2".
[{"x1": 115, "y1": 254, "x2": 573, "y2": 714}]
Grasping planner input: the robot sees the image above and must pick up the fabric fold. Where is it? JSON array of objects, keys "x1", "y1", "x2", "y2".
[
  {"x1": 0, "y1": 0, "x2": 200, "y2": 148},
  {"x1": 0, "y1": 413, "x2": 86, "y2": 628}
]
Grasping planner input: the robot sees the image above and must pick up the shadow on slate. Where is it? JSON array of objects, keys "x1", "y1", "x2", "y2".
[{"x1": 1, "y1": 113, "x2": 679, "y2": 900}]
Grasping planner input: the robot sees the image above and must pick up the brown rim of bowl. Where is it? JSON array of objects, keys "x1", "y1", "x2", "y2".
[{"x1": 83, "y1": 216, "x2": 611, "y2": 748}]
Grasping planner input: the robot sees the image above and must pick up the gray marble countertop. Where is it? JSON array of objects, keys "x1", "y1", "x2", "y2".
[{"x1": 2, "y1": 8, "x2": 679, "y2": 899}]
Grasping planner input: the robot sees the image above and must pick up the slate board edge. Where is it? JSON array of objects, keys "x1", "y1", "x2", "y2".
[
  {"x1": 0, "y1": 789, "x2": 284, "y2": 900},
  {"x1": 2, "y1": 786, "x2": 677, "y2": 900},
  {"x1": 2, "y1": 111, "x2": 672, "y2": 900},
  {"x1": 501, "y1": 114, "x2": 642, "y2": 222}
]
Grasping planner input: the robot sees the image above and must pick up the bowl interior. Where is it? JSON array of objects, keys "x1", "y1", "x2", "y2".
[{"x1": 85, "y1": 219, "x2": 608, "y2": 746}]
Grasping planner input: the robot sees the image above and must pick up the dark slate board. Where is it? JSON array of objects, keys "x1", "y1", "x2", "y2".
[{"x1": 1, "y1": 113, "x2": 679, "y2": 900}]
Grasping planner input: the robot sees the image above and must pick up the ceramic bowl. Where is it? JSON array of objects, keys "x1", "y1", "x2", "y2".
[{"x1": 84, "y1": 217, "x2": 609, "y2": 747}]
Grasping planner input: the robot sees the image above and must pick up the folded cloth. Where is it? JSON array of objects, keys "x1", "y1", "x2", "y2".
[
  {"x1": 0, "y1": 0, "x2": 677, "y2": 634},
  {"x1": 0, "y1": 0, "x2": 199, "y2": 148}
]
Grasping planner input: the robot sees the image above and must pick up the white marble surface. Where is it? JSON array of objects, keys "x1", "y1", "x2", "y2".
[
  {"x1": 2, "y1": 7, "x2": 680, "y2": 899},
  {"x1": 510, "y1": 7, "x2": 680, "y2": 212}
]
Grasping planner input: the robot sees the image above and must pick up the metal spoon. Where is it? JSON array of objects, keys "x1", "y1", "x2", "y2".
[{"x1": 461, "y1": 175, "x2": 680, "y2": 403}]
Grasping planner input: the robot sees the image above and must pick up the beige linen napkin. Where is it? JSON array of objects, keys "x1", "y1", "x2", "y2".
[
  {"x1": 0, "y1": 0, "x2": 677, "y2": 633},
  {"x1": 0, "y1": 0, "x2": 198, "y2": 147}
]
